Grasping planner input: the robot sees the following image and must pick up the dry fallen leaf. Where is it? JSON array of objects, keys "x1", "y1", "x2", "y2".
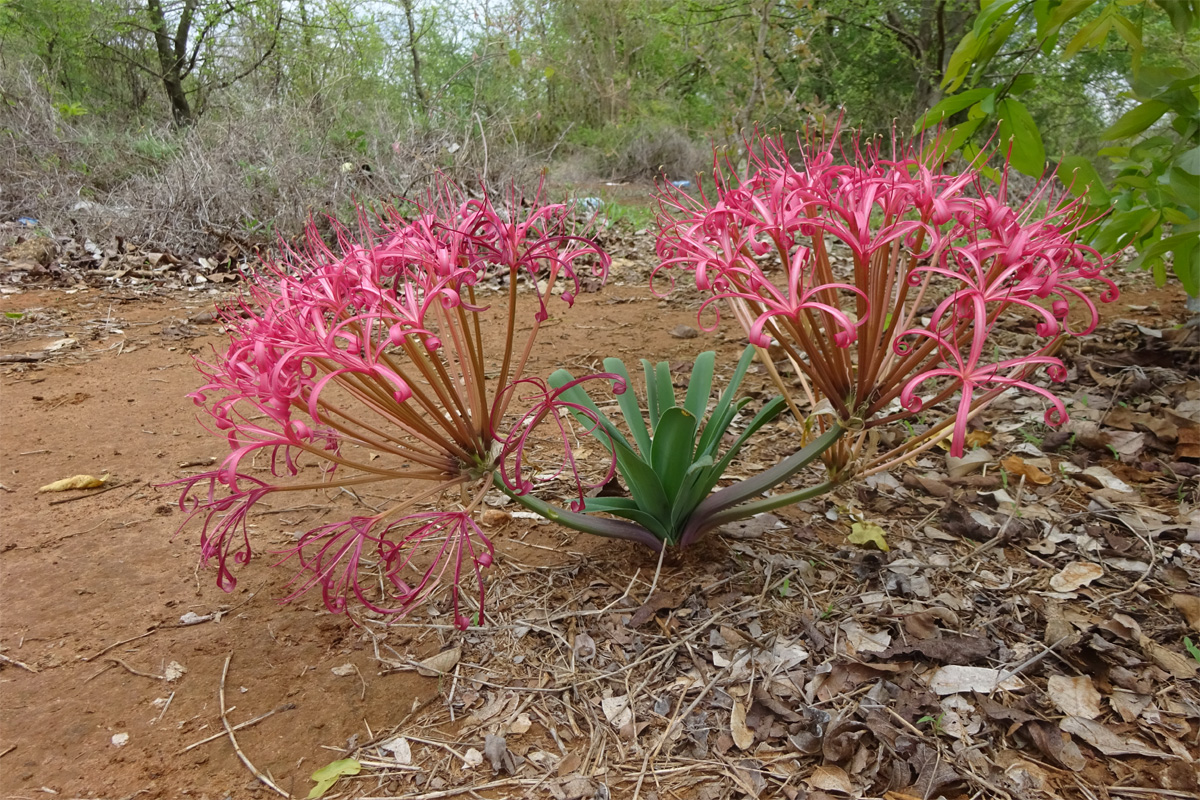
[
  {"x1": 1171, "y1": 594, "x2": 1200, "y2": 632},
  {"x1": 1080, "y1": 466, "x2": 1134, "y2": 494},
  {"x1": 840, "y1": 619, "x2": 892, "y2": 654},
  {"x1": 1049, "y1": 561, "x2": 1104, "y2": 593},
  {"x1": 965, "y1": 430, "x2": 993, "y2": 448},
  {"x1": 483, "y1": 734, "x2": 509, "y2": 773},
  {"x1": 805, "y1": 764, "x2": 854, "y2": 794},
  {"x1": 927, "y1": 665, "x2": 1024, "y2": 695},
  {"x1": 1000, "y1": 455, "x2": 1053, "y2": 485},
  {"x1": 946, "y1": 449, "x2": 992, "y2": 479},
  {"x1": 601, "y1": 696, "x2": 632, "y2": 728},
  {"x1": 380, "y1": 737, "x2": 412, "y2": 765},
  {"x1": 1059, "y1": 716, "x2": 1169, "y2": 758},
  {"x1": 38, "y1": 474, "x2": 107, "y2": 492},
  {"x1": 556, "y1": 752, "x2": 581, "y2": 777},
  {"x1": 1138, "y1": 634, "x2": 1199, "y2": 680},
  {"x1": 1108, "y1": 690, "x2": 1150, "y2": 723},
  {"x1": 415, "y1": 645, "x2": 461, "y2": 677},
  {"x1": 730, "y1": 700, "x2": 754, "y2": 751},
  {"x1": 1046, "y1": 675, "x2": 1102, "y2": 719}
]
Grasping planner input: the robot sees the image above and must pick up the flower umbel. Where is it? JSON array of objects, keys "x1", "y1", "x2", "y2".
[
  {"x1": 656, "y1": 129, "x2": 1116, "y2": 471},
  {"x1": 174, "y1": 181, "x2": 610, "y2": 624}
]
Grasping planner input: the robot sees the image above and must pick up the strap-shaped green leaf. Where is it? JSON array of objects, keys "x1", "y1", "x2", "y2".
[
  {"x1": 695, "y1": 345, "x2": 756, "y2": 457},
  {"x1": 582, "y1": 496, "x2": 641, "y2": 513},
  {"x1": 584, "y1": 496, "x2": 673, "y2": 541},
  {"x1": 602, "y1": 357, "x2": 652, "y2": 458},
  {"x1": 610, "y1": 435, "x2": 671, "y2": 524},
  {"x1": 682, "y1": 351, "x2": 715, "y2": 423},
  {"x1": 708, "y1": 397, "x2": 787, "y2": 479},
  {"x1": 493, "y1": 474, "x2": 662, "y2": 550},
  {"x1": 668, "y1": 455, "x2": 717, "y2": 533},
  {"x1": 696, "y1": 397, "x2": 751, "y2": 462},
  {"x1": 641, "y1": 359, "x2": 660, "y2": 429},
  {"x1": 678, "y1": 424, "x2": 845, "y2": 547},
  {"x1": 655, "y1": 361, "x2": 675, "y2": 421},
  {"x1": 649, "y1": 407, "x2": 698, "y2": 500}
]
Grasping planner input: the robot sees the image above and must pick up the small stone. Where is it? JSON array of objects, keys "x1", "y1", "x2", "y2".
[
  {"x1": 111, "y1": 733, "x2": 129, "y2": 747},
  {"x1": 669, "y1": 325, "x2": 699, "y2": 339}
]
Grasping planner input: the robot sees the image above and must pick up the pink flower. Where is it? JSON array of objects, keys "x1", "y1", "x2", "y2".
[
  {"x1": 655, "y1": 128, "x2": 1115, "y2": 470},
  {"x1": 173, "y1": 180, "x2": 610, "y2": 624},
  {"x1": 896, "y1": 321, "x2": 1068, "y2": 457}
]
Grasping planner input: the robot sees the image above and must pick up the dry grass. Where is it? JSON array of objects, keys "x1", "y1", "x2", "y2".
[{"x1": 0, "y1": 70, "x2": 555, "y2": 255}]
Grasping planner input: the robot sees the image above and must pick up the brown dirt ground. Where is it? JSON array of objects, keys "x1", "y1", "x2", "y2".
[
  {"x1": 0, "y1": 265, "x2": 712, "y2": 797},
  {"x1": 0, "y1": 253, "x2": 1195, "y2": 798}
]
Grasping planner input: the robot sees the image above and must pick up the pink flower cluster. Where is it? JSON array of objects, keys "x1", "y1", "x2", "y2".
[
  {"x1": 656, "y1": 132, "x2": 1117, "y2": 461},
  {"x1": 175, "y1": 183, "x2": 610, "y2": 626}
]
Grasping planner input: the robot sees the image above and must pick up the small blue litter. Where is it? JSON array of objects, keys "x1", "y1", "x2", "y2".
[
  {"x1": 576, "y1": 197, "x2": 603, "y2": 213},
  {"x1": 670, "y1": 180, "x2": 692, "y2": 189},
  {"x1": 17, "y1": 217, "x2": 38, "y2": 227}
]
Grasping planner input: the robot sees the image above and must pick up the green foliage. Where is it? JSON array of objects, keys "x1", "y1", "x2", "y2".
[
  {"x1": 307, "y1": 758, "x2": 360, "y2": 799},
  {"x1": 548, "y1": 346, "x2": 787, "y2": 546},
  {"x1": 53, "y1": 100, "x2": 87, "y2": 118},
  {"x1": 599, "y1": 200, "x2": 655, "y2": 231},
  {"x1": 923, "y1": 0, "x2": 1200, "y2": 294},
  {"x1": 1186, "y1": 636, "x2": 1200, "y2": 663}
]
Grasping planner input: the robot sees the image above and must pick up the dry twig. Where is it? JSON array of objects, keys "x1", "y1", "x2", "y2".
[
  {"x1": 219, "y1": 653, "x2": 291, "y2": 798},
  {"x1": 0, "y1": 651, "x2": 38, "y2": 673}
]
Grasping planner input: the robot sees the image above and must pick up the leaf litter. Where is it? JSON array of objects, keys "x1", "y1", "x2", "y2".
[{"x1": 327, "y1": 264, "x2": 1200, "y2": 800}]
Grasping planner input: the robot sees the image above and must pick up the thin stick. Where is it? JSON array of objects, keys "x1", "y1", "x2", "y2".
[
  {"x1": 633, "y1": 666, "x2": 728, "y2": 800},
  {"x1": 1107, "y1": 789, "x2": 1200, "y2": 799},
  {"x1": 177, "y1": 703, "x2": 296, "y2": 753},
  {"x1": 83, "y1": 628, "x2": 158, "y2": 661},
  {"x1": 0, "y1": 652, "x2": 38, "y2": 673},
  {"x1": 108, "y1": 658, "x2": 165, "y2": 680},
  {"x1": 220, "y1": 654, "x2": 291, "y2": 798},
  {"x1": 643, "y1": 545, "x2": 668, "y2": 607},
  {"x1": 358, "y1": 778, "x2": 538, "y2": 800},
  {"x1": 993, "y1": 636, "x2": 1069, "y2": 689},
  {"x1": 84, "y1": 662, "x2": 115, "y2": 683},
  {"x1": 153, "y1": 691, "x2": 175, "y2": 725},
  {"x1": 0, "y1": 745, "x2": 14, "y2": 759}
]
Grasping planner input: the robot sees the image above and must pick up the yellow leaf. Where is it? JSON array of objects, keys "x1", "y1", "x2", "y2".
[
  {"x1": 935, "y1": 430, "x2": 991, "y2": 452},
  {"x1": 1000, "y1": 455, "x2": 1053, "y2": 485},
  {"x1": 848, "y1": 521, "x2": 889, "y2": 552},
  {"x1": 965, "y1": 430, "x2": 993, "y2": 448},
  {"x1": 38, "y1": 474, "x2": 107, "y2": 492}
]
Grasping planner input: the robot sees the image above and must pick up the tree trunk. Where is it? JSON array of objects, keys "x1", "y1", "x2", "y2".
[
  {"x1": 145, "y1": 0, "x2": 194, "y2": 126},
  {"x1": 401, "y1": 0, "x2": 427, "y2": 114}
]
